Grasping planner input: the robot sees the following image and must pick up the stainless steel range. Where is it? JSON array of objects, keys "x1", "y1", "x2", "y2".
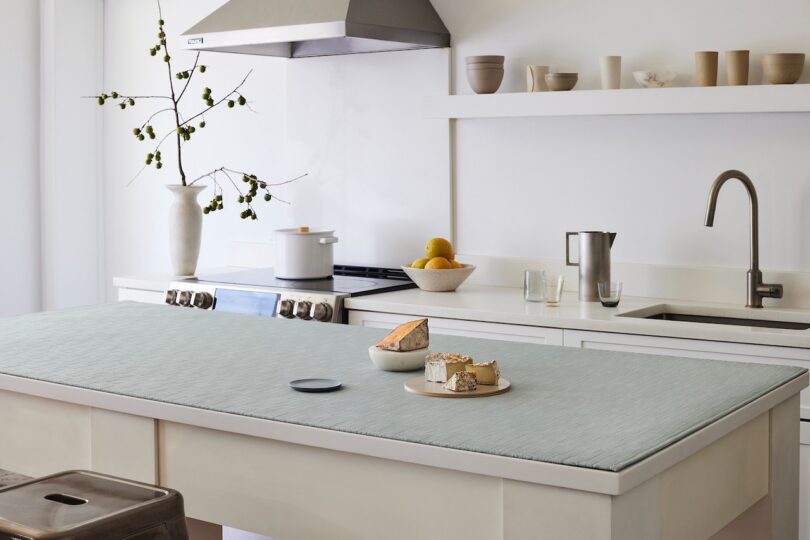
[{"x1": 164, "y1": 266, "x2": 415, "y2": 323}]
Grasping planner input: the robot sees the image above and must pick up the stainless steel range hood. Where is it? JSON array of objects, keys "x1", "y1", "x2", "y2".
[{"x1": 181, "y1": 0, "x2": 450, "y2": 58}]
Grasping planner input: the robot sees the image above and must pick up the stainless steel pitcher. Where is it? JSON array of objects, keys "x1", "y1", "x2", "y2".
[{"x1": 566, "y1": 231, "x2": 617, "y2": 302}]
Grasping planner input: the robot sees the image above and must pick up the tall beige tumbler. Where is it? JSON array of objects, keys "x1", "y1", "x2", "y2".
[
  {"x1": 726, "y1": 50, "x2": 750, "y2": 85},
  {"x1": 695, "y1": 51, "x2": 719, "y2": 86},
  {"x1": 599, "y1": 56, "x2": 622, "y2": 89}
]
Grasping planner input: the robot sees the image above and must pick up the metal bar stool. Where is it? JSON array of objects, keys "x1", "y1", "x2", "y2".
[{"x1": 0, "y1": 470, "x2": 188, "y2": 539}]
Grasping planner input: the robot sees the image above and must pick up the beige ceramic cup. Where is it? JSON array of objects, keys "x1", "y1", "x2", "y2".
[
  {"x1": 695, "y1": 51, "x2": 719, "y2": 86},
  {"x1": 726, "y1": 50, "x2": 750, "y2": 85},
  {"x1": 526, "y1": 65, "x2": 550, "y2": 92},
  {"x1": 599, "y1": 56, "x2": 622, "y2": 89}
]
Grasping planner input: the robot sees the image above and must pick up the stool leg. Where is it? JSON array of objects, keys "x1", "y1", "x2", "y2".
[{"x1": 187, "y1": 518, "x2": 223, "y2": 540}]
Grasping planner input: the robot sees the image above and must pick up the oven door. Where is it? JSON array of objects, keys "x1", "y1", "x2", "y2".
[{"x1": 213, "y1": 288, "x2": 281, "y2": 317}]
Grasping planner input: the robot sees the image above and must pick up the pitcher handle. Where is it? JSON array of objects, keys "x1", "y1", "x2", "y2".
[{"x1": 566, "y1": 232, "x2": 579, "y2": 267}]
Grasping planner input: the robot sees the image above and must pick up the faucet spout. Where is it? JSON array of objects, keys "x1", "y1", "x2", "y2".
[{"x1": 703, "y1": 170, "x2": 782, "y2": 308}]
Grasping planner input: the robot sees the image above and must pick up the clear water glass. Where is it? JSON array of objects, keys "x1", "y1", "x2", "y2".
[
  {"x1": 544, "y1": 275, "x2": 565, "y2": 306},
  {"x1": 524, "y1": 270, "x2": 546, "y2": 302},
  {"x1": 598, "y1": 281, "x2": 623, "y2": 307}
]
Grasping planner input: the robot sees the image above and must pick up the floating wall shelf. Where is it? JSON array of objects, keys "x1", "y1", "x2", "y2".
[{"x1": 424, "y1": 84, "x2": 810, "y2": 119}]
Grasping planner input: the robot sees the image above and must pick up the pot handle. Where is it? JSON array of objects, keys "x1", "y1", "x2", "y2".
[{"x1": 319, "y1": 236, "x2": 339, "y2": 245}]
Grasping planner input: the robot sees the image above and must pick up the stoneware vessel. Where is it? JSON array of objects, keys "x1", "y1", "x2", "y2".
[
  {"x1": 599, "y1": 56, "x2": 622, "y2": 89},
  {"x1": 167, "y1": 185, "x2": 205, "y2": 277},
  {"x1": 725, "y1": 50, "x2": 750, "y2": 85},
  {"x1": 695, "y1": 51, "x2": 719, "y2": 86},
  {"x1": 633, "y1": 71, "x2": 677, "y2": 88},
  {"x1": 762, "y1": 53, "x2": 805, "y2": 84},
  {"x1": 466, "y1": 55, "x2": 505, "y2": 94},
  {"x1": 402, "y1": 264, "x2": 476, "y2": 292},
  {"x1": 526, "y1": 65, "x2": 550, "y2": 92},
  {"x1": 544, "y1": 73, "x2": 579, "y2": 91}
]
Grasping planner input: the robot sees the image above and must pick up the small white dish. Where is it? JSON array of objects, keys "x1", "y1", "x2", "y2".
[
  {"x1": 369, "y1": 346, "x2": 429, "y2": 372},
  {"x1": 401, "y1": 264, "x2": 476, "y2": 292},
  {"x1": 633, "y1": 70, "x2": 677, "y2": 88}
]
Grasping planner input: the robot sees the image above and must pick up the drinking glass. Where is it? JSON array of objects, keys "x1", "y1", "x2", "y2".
[
  {"x1": 524, "y1": 270, "x2": 546, "y2": 302},
  {"x1": 544, "y1": 275, "x2": 564, "y2": 306},
  {"x1": 598, "y1": 281, "x2": 623, "y2": 308}
]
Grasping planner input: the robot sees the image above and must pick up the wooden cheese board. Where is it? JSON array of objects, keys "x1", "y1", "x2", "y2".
[{"x1": 404, "y1": 377, "x2": 511, "y2": 398}]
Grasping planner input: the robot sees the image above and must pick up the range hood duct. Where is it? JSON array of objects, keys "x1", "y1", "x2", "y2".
[{"x1": 181, "y1": 0, "x2": 450, "y2": 58}]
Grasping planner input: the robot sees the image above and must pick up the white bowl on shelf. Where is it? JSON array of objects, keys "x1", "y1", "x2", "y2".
[
  {"x1": 401, "y1": 264, "x2": 476, "y2": 292},
  {"x1": 368, "y1": 346, "x2": 429, "y2": 372},
  {"x1": 633, "y1": 71, "x2": 677, "y2": 88}
]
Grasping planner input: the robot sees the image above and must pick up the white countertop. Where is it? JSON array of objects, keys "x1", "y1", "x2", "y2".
[
  {"x1": 344, "y1": 285, "x2": 810, "y2": 349},
  {"x1": 113, "y1": 273, "x2": 810, "y2": 349}
]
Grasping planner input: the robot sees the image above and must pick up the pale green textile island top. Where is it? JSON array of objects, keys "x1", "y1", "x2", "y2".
[{"x1": 0, "y1": 303, "x2": 805, "y2": 472}]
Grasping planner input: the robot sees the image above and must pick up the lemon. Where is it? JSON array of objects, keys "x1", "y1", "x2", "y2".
[
  {"x1": 411, "y1": 257, "x2": 429, "y2": 269},
  {"x1": 425, "y1": 257, "x2": 452, "y2": 270},
  {"x1": 425, "y1": 238, "x2": 454, "y2": 260},
  {"x1": 450, "y1": 260, "x2": 462, "y2": 269}
]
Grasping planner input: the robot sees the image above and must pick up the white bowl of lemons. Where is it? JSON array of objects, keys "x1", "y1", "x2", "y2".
[{"x1": 402, "y1": 238, "x2": 476, "y2": 292}]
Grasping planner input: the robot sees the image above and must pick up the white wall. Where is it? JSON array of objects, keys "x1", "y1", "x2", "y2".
[
  {"x1": 433, "y1": 0, "x2": 810, "y2": 274},
  {"x1": 102, "y1": 0, "x2": 289, "y2": 300},
  {"x1": 40, "y1": 0, "x2": 104, "y2": 310},
  {"x1": 101, "y1": 0, "x2": 810, "y2": 304},
  {"x1": 0, "y1": 0, "x2": 41, "y2": 316}
]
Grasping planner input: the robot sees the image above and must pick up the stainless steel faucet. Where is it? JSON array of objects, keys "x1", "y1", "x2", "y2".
[{"x1": 704, "y1": 170, "x2": 783, "y2": 308}]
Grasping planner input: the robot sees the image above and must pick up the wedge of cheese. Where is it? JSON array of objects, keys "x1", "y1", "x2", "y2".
[
  {"x1": 375, "y1": 319, "x2": 429, "y2": 352},
  {"x1": 425, "y1": 352, "x2": 473, "y2": 383},
  {"x1": 444, "y1": 371, "x2": 477, "y2": 392},
  {"x1": 465, "y1": 360, "x2": 500, "y2": 385}
]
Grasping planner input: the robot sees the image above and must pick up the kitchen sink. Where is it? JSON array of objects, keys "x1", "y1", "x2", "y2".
[{"x1": 619, "y1": 305, "x2": 810, "y2": 331}]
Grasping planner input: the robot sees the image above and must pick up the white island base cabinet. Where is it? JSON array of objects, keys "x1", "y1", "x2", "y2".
[{"x1": 0, "y1": 386, "x2": 801, "y2": 540}]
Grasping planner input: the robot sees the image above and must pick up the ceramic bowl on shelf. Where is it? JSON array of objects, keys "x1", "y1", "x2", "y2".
[
  {"x1": 633, "y1": 70, "x2": 677, "y2": 88},
  {"x1": 466, "y1": 55, "x2": 505, "y2": 94},
  {"x1": 401, "y1": 264, "x2": 476, "y2": 292},
  {"x1": 368, "y1": 346, "x2": 429, "y2": 372},
  {"x1": 762, "y1": 53, "x2": 805, "y2": 85},
  {"x1": 466, "y1": 55, "x2": 505, "y2": 65},
  {"x1": 544, "y1": 72, "x2": 579, "y2": 91}
]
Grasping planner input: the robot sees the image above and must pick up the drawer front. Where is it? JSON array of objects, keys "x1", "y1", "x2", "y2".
[{"x1": 348, "y1": 311, "x2": 563, "y2": 345}]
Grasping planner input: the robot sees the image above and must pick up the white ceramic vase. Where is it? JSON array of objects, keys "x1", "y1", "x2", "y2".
[{"x1": 167, "y1": 184, "x2": 205, "y2": 277}]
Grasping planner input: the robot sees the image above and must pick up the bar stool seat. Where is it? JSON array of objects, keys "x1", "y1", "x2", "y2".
[
  {"x1": 0, "y1": 470, "x2": 188, "y2": 539},
  {"x1": 0, "y1": 471, "x2": 31, "y2": 490}
]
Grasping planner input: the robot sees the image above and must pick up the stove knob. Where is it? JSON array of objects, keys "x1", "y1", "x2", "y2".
[
  {"x1": 165, "y1": 289, "x2": 179, "y2": 306},
  {"x1": 278, "y1": 299, "x2": 296, "y2": 319},
  {"x1": 193, "y1": 291, "x2": 214, "y2": 310},
  {"x1": 295, "y1": 301, "x2": 313, "y2": 320},
  {"x1": 178, "y1": 290, "x2": 194, "y2": 307},
  {"x1": 312, "y1": 303, "x2": 333, "y2": 322}
]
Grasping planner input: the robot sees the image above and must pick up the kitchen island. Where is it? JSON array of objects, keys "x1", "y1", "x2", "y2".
[{"x1": 0, "y1": 303, "x2": 805, "y2": 540}]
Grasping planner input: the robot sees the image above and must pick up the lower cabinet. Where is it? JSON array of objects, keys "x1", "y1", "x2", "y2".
[{"x1": 347, "y1": 310, "x2": 564, "y2": 345}]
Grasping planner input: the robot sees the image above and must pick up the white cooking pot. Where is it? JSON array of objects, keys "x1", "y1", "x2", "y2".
[{"x1": 274, "y1": 228, "x2": 339, "y2": 280}]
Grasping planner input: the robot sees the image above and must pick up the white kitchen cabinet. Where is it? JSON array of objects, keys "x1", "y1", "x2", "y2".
[
  {"x1": 117, "y1": 288, "x2": 165, "y2": 304},
  {"x1": 348, "y1": 310, "x2": 564, "y2": 345}
]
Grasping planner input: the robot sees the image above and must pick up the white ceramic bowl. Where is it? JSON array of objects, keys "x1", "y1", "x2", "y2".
[
  {"x1": 633, "y1": 70, "x2": 677, "y2": 88},
  {"x1": 368, "y1": 346, "x2": 429, "y2": 372},
  {"x1": 401, "y1": 264, "x2": 476, "y2": 292}
]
